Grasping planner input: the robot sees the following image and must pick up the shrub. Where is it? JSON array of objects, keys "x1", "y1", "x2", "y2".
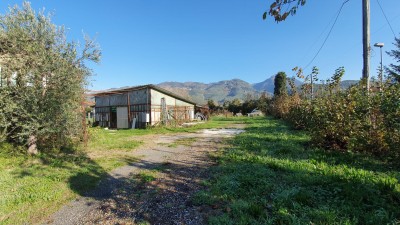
[{"x1": 286, "y1": 83, "x2": 400, "y2": 156}]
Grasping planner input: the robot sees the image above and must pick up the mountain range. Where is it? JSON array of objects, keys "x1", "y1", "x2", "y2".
[
  {"x1": 158, "y1": 79, "x2": 259, "y2": 105},
  {"x1": 158, "y1": 76, "x2": 359, "y2": 105}
]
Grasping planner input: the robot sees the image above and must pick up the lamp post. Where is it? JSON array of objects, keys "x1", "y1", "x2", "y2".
[{"x1": 374, "y1": 42, "x2": 384, "y2": 91}]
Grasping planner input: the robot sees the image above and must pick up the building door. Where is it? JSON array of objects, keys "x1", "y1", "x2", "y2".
[
  {"x1": 116, "y1": 107, "x2": 129, "y2": 129},
  {"x1": 110, "y1": 107, "x2": 117, "y2": 128}
]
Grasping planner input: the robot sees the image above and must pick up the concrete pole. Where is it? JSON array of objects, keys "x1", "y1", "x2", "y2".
[
  {"x1": 362, "y1": 0, "x2": 371, "y2": 92},
  {"x1": 380, "y1": 46, "x2": 383, "y2": 91},
  {"x1": 311, "y1": 76, "x2": 314, "y2": 100}
]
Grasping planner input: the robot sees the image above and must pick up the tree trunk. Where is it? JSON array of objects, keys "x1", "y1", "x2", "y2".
[{"x1": 27, "y1": 135, "x2": 38, "y2": 155}]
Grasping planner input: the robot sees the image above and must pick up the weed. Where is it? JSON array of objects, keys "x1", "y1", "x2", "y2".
[
  {"x1": 135, "y1": 170, "x2": 159, "y2": 184},
  {"x1": 168, "y1": 137, "x2": 197, "y2": 148}
]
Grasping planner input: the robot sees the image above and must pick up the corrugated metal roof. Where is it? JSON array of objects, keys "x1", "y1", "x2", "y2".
[{"x1": 88, "y1": 84, "x2": 197, "y2": 105}]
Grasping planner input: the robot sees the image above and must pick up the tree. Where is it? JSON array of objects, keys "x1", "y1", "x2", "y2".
[
  {"x1": 309, "y1": 66, "x2": 319, "y2": 99},
  {"x1": 257, "y1": 91, "x2": 271, "y2": 114},
  {"x1": 223, "y1": 100, "x2": 231, "y2": 110},
  {"x1": 274, "y1": 72, "x2": 288, "y2": 96},
  {"x1": 327, "y1": 67, "x2": 345, "y2": 94},
  {"x1": 228, "y1": 98, "x2": 242, "y2": 114},
  {"x1": 386, "y1": 36, "x2": 400, "y2": 83},
  {"x1": 207, "y1": 99, "x2": 216, "y2": 110},
  {"x1": 242, "y1": 98, "x2": 258, "y2": 115},
  {"x1": 294, "y1": 66, "x2": 318, "y2": 99},
  {"x1": 0, "y1": 2, "x2": 100, "y2": 153},
  {"x1": 263, "y1": 0, "x2": 306, "y2": 22}
]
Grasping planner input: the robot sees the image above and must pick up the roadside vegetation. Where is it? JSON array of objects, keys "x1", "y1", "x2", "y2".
[
  {"x1": 197, "y1": 35, "x2": 400, "y2": 224},
  {"x1": 195, "y1": 117, "x2": 400, "y2": 224},
  {"x1": 269, "y1": 67, "x2": 400, "y2": 158}
]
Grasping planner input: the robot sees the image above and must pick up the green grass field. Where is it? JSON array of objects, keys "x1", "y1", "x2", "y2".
[
  {"x1": 194, "y1": 117, "x2": 400, "y2": 224},
  {"x1": 3, "y1": 116, "x2": 397, "y2": 224},
  {"x1": 0, "y1": 117, "x2": 244, "y2": 224}
]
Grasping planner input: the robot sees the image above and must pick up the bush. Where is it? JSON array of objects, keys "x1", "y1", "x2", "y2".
[{"x1": 286, "y1": 83, "x2": 400, "y2": 157}]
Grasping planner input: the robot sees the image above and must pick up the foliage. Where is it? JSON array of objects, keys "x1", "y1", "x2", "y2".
[
  {"x1": 241, "y1": 98, "x2": 259, "y2": 115},
  {"x1": 207, "y1": 99, "x2": 217, "y2": 111},
  {"x1": 295, "y1": 66, "x2": 319, "y2": 99},
  {"x1": 265, "y1": 51, "x2": 399, "y2": 156},
  {"x1": 273, "y1": 71, "x2": 288, "y2": 97},
  {"x1": 195, "y1": 117, "x2": 400, "y2": 224},
  {"x1": 269, "y1": 71, "x2": 299, "y2": 119},
  {"x1": 273, "y1": 64, "x2": 400, "y2": 157},
  {"x1": 227, "y1": 98, "x2": 242, "y2": 114},
  {"x1": 321, "y1": 76, "x2": 398, "y2": 155},
  {"x1": 257, "y1": 91, "x2": 272, "y2": 114},
  {"x1": 0, "y1": 2, "x2": 100, "y2": 152},
  {"x1": 386, "y1": 35, "x2": 400, "y2": 83},
  {"x1": 212, "y1": 93, "x2": 272, "y2": 116},
  {"x1": 263, "y1": 0, "x2": 306, "y2": 22}
]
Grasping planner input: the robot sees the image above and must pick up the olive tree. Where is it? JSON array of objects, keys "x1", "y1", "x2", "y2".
[{"x1": 0, "y1": 2, "x2": 100, "y2": 153}]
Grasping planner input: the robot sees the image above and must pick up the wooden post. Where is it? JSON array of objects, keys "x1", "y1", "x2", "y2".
[
  {"x1": 311, "y1": 77, "x2": 314, "y2": 100},
  {"x1": 127, "y1": 92, "x2": 131, "y2": 127}
]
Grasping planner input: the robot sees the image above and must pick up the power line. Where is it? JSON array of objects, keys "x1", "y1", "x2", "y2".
[
  {"x1": 303, "y1": 9, "x2": 339, "y2": 61},
  {"x1": 338, "y1": 13, "x2": 400, "y2": 58},
  {"x1": 376, "y1": 0, "x2": 397, "y2": 38},
  {"x1": 372, "y1": 13, "x2": 400, "y2": 36},
  {"x1": 303, "y1": 0, "x2": 351, "y2": 70}
]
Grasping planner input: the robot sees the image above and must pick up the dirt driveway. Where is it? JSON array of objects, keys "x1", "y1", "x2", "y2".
[{"x1": 45, "y1": 127, "x2": 244, "y2": 225}]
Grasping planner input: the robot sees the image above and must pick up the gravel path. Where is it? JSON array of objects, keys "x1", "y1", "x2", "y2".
[{"x1": 45, "y1": 128, "x2": 244, "y2": 225}]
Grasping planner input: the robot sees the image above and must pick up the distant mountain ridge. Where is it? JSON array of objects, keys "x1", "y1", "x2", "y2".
[
  {"x1": 158, "y1": 76, "x2": 359, "y2": 105},
  {"x1": 158, "y1": 79, "x2": 260, "y2": 105},
  {"x1": 158, "y1": 76, "x2": 301, "y2": 105}
]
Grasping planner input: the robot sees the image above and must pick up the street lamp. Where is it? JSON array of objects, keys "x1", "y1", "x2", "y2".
[{"x1": 374, "y1": 42, "x2": 384, "y2": 91}]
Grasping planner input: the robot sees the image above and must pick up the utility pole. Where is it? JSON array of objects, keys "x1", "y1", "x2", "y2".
[
  {"x1": 362, "y1": 0, "x2": 370, "y2": 92},
  {"x1": 379, "y1": 44, "x2": 383, "y2": 90},
  {"x1": 311, "y1": 77, "x2": 314, "y2": 100}
]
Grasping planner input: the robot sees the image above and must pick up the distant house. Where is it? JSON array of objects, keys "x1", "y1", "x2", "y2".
[
  {"x1": 247, "y1": 109, "x2": 263, "y2": 117},
  {"x1": 91, "y1": 84, "x2": 196, "y2": 129}
]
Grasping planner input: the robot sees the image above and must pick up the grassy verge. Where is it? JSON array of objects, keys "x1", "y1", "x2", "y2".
[
  {"x1": 0, "y1": 147, "x2": 112, "y2": 224},
  {"x1": 0, "y1": 116, "x2": 244, "y2": 224},
  {"x1": 194, "y1": 117, "x2": 400, "y2": 224}
]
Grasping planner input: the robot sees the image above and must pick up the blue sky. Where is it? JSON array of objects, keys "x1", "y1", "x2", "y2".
[{"x1": 1, "y1": 1, "x2": 399, "y2": 90}]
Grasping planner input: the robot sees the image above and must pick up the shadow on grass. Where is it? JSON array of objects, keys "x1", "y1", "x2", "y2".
[
  {"x1": 40, "y1": 152, "x2": 111, "y2": 195},
  {"x1": 9, "y1": 149, "x2": 135, "y2": 197}
]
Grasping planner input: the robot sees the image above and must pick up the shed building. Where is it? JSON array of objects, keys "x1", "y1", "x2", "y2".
[{"x1": 92, "y1": 84, "x2": 196, "y2": 129}]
